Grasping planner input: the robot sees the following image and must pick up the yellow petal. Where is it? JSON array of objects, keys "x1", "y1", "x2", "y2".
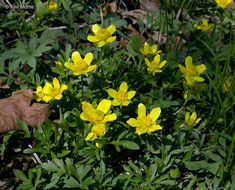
[
  {"x1": 149, "y1": 107, "x2": 161, "y2": 122},
  {"x1": 42, "y1": 82, "x2": 53, "y2": 94},
  {"x1": 126, "y1": 118, "x2": 138, "y2": 127},
  {"x1": 185, "y1": 112, "x2": 190, "y2": 121},
  {"x1": 159, "y1": 60, "x2": 167, "y2": 68},
  {"x1": 195, "y1": 118, "x2": 201, "y2": 125},
  {"x1": 148, "y1": 124, "x2": 162, "y2": 133},
  {"x1": 112, "y1": 99, "x2": 121, "y2": 106},
  {"x1": 193, "y1": 76, "x2": 205, "y2": 82},
  {"x1": 86, "y1": 65, "x2": 97, "y2": 73},
  {"x1": 87, "y1": 35, "x2": 99, "y2": 42},
  {"x1": 196, "y1": 64, "x2": 206, "y2": 74},
  {"x1": 80, "y1": 112, "x2": 89, "y2": 121},
  {"x1": 136, "y1": 126, "x2": 147, "y2": 135},
  {"x1": 72, "y1": 51, "x2": 81, "y2": 64},
  {"x1": 106, "y1": 36, "x2": 116, "y2": 43},
  {"x1": 82, "y1": 102, "x2": 95, "y2": 114},
  {"x1": 151, "y1": 44, "x2": 158, "y2": 53},
  {"x1": 98, "y1": 41, "x2": 106, "y2": 47},
  {"x1": 107, "y1": 88, "x2": 118, "y2": 98},
  {"x1": 138, "y1": 103, "x2": 146, "y2": 118},
  {"x1": 54, "y1": 94, "x2": 63, "y2": 100},
  {"x1": 143, "y1": 42, "x2": 149, "y2": 53},
  {"x1": 127, "y1": 91, "x2": 136, "y2": 100},
  {"x1": 145, "y1": 58, "x2": 151, "y2": 67},
  {"x1": 185, "y1": 56, "x2": 193, "y2": 68},
  {"x1": 64, "y1": 61, "x2": 74, "y2": 70},
  {"x1": 103, "y1": 113, "x2": 117, "y2": 122},
  {"x1": 53, "y1": 78, "x2": 60, "y2": 88},
  {"x1": 36, "y1": 86, "x2": 42, "y2": 92},
  {"x1": 97, "y1": 99, "x2": 111, "y2": 113},
  {"x1": 122, "y1": 100, "x2": 130, "y2": 106},
  {"x1": 84, "y1": 52, "x2": 93, "y2": 65},
  {"x1": 42, "y1": 95, "x2": 53, "y2": 103},
  {"x1": 92, "y1": 24, "x2": 101, "y2": 34},
  {"x1": 85, "y1": 132, "x2": 97, "y2": 141},
  {"x1": 60, "y1": 84, "x2": 68, "y2": 93},
  {"x1": 119, "y1": 82, "x2": 128, "y2": 93},
  {"x1": 190, "y1": 112, "x2": 197, "y2": 123},
  {"x1": 107, "y1": 24, "x2": 116, "y2": 34},
  {"x1": 154, "y1": 54, "x2": 160, "y2": 63},
  {"x1": 178, "y1": 64, "x2": 186, "y2": 74}
]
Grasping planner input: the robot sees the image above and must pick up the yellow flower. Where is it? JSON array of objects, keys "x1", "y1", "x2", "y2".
[
  {"x1": 64, "y1": 51, "x2": 96, "y2": 77},
  {"x1": 46, "y1": 1, "x2": 58, "y2": 11},
  {"x1": 34, "y1": 86, "x2": 45, "y2": 102},
  {"x1": 85, "y1": 123, "x2": 107, "y2": 141},
  {"x1": 184, "y1": 111, "x2": 201, "y2": 127},
  {"x1": 194, "y1": 19, "x2": 214, "y2": 32},
  {"x1": 80, "y1": 99, "x2": 117, "y2": 124},
  {"x1": 126, "y1": 103, "x2": 162, "y2": 135},
  {"x1": 222, "y1": 77, "x2": 231, "y2": 93},
  {"x1": 41, "y1": 77, "x2": 68, "y2": 103},
  {"x1": 215, "y1": 0, "x2": 231, "y2": 9},
  {"x1": 139, "y1": 42, "x2": 162, "y2": 56},
  {"x1": 107, "y1": 82, "x2": 136, "y2": 106},
  {"x1": 145, "y1": 54, "x2": 167, "y2": 76},
  {"x1": 178, "y1": 56, "x2": 206, "y2": 86},
  {"x1": 87, "y1": 24, "x2": 116, "y2": 47}
]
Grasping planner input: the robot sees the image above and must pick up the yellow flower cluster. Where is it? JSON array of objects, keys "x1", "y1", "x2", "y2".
[
  {"x1": 194, "y1": 19, "x2": 214, "y2": 32},
  {"x1": 80, "y1": 99, "x2": 117, "y2": 141},
  {"x1": 35, "y1": 78, "x2": 68, "y2": 103}
]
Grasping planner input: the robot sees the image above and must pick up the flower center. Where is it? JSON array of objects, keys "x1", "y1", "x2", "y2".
[
  {"x1": 187, "y1": 66, "x2": 198, "y2": 76},
  {"x1": 94, "y1": 110, "x2": 105, "y2": 122},
  {"x1": 97, "y1": 29, "x2": 110, "y2": 40},
  {"x1": 139, "y1": 116, "x2": 152, "y2": 127},
  {"x1": 116, "y1": 90, "x2": 127, "y2": 102},
  {"x1": 79, "y1": 60, "x2": 88, "y2": 71},
  {"x1": 50, "y1": 87, "x2": 60, "y2": 97}
]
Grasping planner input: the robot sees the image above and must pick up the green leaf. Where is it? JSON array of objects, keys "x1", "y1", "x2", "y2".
[
  {"x1": 16, "y1": 119, "x2": 30, "y2": 138},
  {"x1": 63, "y1": 177, "x2": 80, "y2": 188},
  {"x1": 42, "y1": 161, "x2": 60, "y2": 172},
  {"x1": 118, "y1": 140, "x2": 140, "y2": 150},
  {"x1": 13, "y1": 169, "x2": 28, "y2": 182}
]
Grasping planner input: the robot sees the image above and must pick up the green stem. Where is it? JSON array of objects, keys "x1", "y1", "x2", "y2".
[
  {"x1": 59, "y1": 101, "x2": 64, "y2": 125},
  {"x1": 81, "y1": 75, "x2": 84, "y2": 101}
]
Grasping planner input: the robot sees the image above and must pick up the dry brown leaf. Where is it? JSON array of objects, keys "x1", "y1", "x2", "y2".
[
  {"x1": 103, "y1": 1, "x2": 117, "y2": 16},
  {"x1": 120, "y1": 9, "x2": 147, "y2": 25},
  {"x1": 0, "y1": 89, "x2": 50, "y2": 133},
  {"x1": 0, "y1": 80, "x2": 10, "y2": 89},
  {"x1": 139, "y1": 0, "x2": 161, "y2": 13}
]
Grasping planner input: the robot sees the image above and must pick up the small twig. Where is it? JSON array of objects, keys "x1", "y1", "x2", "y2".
[
  {"x1": 48, "y1": 26, "x2": 67, "y2": 30},
  {"x1": 28, "y1": 144, "x2": 42, "y2": 164}
]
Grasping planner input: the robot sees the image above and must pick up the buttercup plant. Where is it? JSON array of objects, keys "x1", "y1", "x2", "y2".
[
  {"x1": 35, "y1": 77, "x2": 68, "y2": 103},
  {"x1": 178, "y1": 56, "x2": 206, "y2": 86},
  {"x1": 194, "y1": 19, "x2": 214, "y2": 32},
  {"x1": 145, "y1": 54, "x2": 167, "y2": 76},
  {"x1": 107, "y1": 82, "x2": 136, "y2": 107},
  {"x1": 140, "y1": 42, "x2": 162, "y2": 56},
  {"x1": 127, "y1": 103, "x2": 162, "y2": 135},
  {"x1": 87, "y1": 24, "x2": 116, "y2": 47},
  {"x1": 64, "y1": 51, "x2": 96, "y2": 77},
  {"x1": 184, "y1": 111, "x2": 201, "y2": 127}
]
